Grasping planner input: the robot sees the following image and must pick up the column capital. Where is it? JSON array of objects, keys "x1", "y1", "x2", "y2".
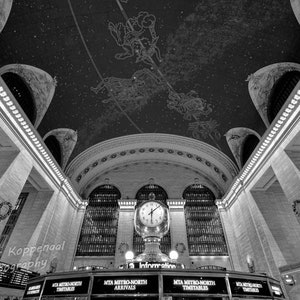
[
  {"x1": 118, "y1": 199, "x2": 137, "y2": 210},
  {"x1": 167, "y1": 199, "x2": 186, "y2": 209}
]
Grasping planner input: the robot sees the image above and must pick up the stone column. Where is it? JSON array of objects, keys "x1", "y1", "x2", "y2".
[
  {"x1": 63, "y1": 203, "x2": 87, "y2": 271},
  {"x1": 167, "y1": 199, "x2": 190, "y2": 268},
  {"x1": 0, "y1": 151, "x2": 32, "y2": 235},
  {"x1": 216, "y1": 200, "x2": 238, "y2": 271},
  {"x1": 114, "y1": 199, "x2": 136, "y2": 268}
]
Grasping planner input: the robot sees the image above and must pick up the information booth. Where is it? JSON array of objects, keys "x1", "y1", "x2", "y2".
[{"x1": 22, "y1": 269, "x2": 285, "y2": 300}]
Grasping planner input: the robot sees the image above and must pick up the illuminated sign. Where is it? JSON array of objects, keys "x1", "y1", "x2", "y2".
[
  {"x1": 126, "y1": 261, "x2": 180, "y2": 269},
  {"x1": 270, "y1": 282, "x2": 284, "y2": 298},
  {"x1": 0, "y1": 261, "x2": 39, "y2": 290},
  {"x1": 197, "y1": 265, "x2": 226, "y2": 271},
  {"x1": 43, "y1": 277, "x2": 90, "y2": 295},
  {"x1": 229, "y1": 278, "x2": 271, "y2": 296},
  {"x1": 23, "y1": 281, "x2": 44, "y2": 298},
  {"x1": 163, "y1": 276, "x2": 227, "y2": 294},
  {"x1": 92, "y1": 275, "x2": 159, "y2": 294}
]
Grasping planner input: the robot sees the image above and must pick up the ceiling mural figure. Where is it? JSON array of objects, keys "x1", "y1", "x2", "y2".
[
  {"x1": 167, "y1": 90, "x2": 212, "y2": 121},
  {"x1": 108, "y1": 11, "x2": 161, "y2": 65},
  {"x1": 188, "y1": 119, "x2": 221, "y2": 150},
  {"x1": 91, "y1": 68, "x2": 163, "y2": 111}
]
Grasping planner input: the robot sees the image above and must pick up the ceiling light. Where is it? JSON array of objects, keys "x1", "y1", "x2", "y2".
[{"x1": 291, "y1": 99, "x2": 297, "y2": 105}]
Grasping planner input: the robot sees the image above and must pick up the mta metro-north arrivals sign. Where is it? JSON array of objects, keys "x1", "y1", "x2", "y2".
[{"x1": 92, "y1": 275, "x2": 159, "y2": 294}]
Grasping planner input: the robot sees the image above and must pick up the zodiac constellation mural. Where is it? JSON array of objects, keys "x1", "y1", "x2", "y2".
[
  {"x1": 91, "y1": 68, "x2": 163, "y2": 111},
  {"x1": 167, "y1": 90, "x2": 212, "y2": 121},
  {"x1": 94, "y1": 0, "x2": 222, "y2": 148},
  {"x1": 108, "y1": 11, "x2": 161, "y2": 65},
  {"x1": 188, "y1": 119, "x2": 221, "y2": 147}
]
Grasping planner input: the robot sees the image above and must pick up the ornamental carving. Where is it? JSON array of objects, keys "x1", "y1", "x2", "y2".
[
  {"x1": 118, "y1": 242, "x2": 129, "y2": 254},
  {"x1": 175, "y1": 242, "x2": 186, "y2": 254},
  {"x1": 0, "y1": 201, "x2": 12, "y2": 221}
]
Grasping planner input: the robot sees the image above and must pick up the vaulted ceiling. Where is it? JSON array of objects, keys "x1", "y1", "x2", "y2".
[{"x1": 1, "y1": 0, "x2": 299, "y2": 161}]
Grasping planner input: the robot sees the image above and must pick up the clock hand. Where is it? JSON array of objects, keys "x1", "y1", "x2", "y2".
[
  {"x1": 152, "y1": 205, "x2": 161, "y2": 213},
  {"x1": 148, "y1": 208, "x2": 154, "y2": 216}
]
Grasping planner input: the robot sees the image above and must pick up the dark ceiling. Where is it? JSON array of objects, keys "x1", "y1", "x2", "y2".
[{"x1": 1, "y1": 0, "x2": 300, "y2": 160}]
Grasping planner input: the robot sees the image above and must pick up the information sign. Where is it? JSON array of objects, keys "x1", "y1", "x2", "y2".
[
  {"x1": 163, "y1": 275, "x2": 228, "y2": 294},
  {"x1": 92, "y1": 275, "x2": 159, "y2": 294},
  {"x1": 0, "y1": 261, "x2": 39, "y2": 290},
  {"x1": 229, "y1": 277, "x2": 271, "y2": 296},
  {"x1": 23, "y1": 280, "x2": 44, "y2": 298},
  {"x1": 126, "y1": 261, "x2": 179, "y2": 269},
  {"x1": 43, "y1": 277, "x2": 90, "y2": 295}
]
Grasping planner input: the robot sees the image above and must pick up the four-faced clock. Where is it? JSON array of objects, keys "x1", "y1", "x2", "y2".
[{"x1": 139, "y1": 201, "x2": 165, "y2": 227}]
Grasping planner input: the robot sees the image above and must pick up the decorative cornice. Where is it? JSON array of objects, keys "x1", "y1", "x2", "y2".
[
  {"x1": 222, "y1": 81, "x2": 300, "y2": 208},
  {"x1": 0, "y1": 78, "x2": 84, "y2": 209}
]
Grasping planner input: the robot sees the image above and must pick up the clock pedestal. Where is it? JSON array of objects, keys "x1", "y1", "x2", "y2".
[
  {"x1": 135, "y1": 237, "x2": 170, "y2": 262},
  {"x1": 133, "y1": 197, "x2": 171, "y2": 263}
]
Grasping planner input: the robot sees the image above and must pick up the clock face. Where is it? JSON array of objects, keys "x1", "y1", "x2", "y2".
[{"x1": 139, "y1": 201, "x2": 165, "y2": 227}]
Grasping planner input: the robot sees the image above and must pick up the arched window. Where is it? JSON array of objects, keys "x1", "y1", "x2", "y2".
[
  {"x1": 2, "y1": 72, "x2": 36, "y2": 124},
  {"x1": 267, "y1": 71, "x2": 300, "y2": 123},
  {"x1": 44, "y1": 135, "x2": 62, "y2": 166},
  {"x1": 183, "y1": 184, "x2": 228, "y2": 256},
  {"x1": 241, "y1": 134, "x2": 259, "y2": 167},
  {"x1": 76, "y1": 184, "x2": 120, "y2": 256},
  {"x1": 135, "y1": 184, "x2": 168, "y2": 204},
  {"x1": 133, "y1": 184, "x2": 171, "y2": 255}
]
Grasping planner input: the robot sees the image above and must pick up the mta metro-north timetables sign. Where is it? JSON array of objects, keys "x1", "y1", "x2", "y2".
[
  {"x1": 163, "y1": 275, "x2": 228, "y2": 295},
  {"x1": 42, "y1": 277, "x2": 90, "y2": 295}
]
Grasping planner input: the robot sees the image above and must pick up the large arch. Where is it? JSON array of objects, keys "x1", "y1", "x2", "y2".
[
  {"x1": 43, "y1": 128, "x2": 77, "y2": 170},
  {"x1": 0, "y1": 64, "x2": 56, "y2": 128},
  {"x1": 291, "y1": 0, "x2": 300, "y2": 25},
  {"x1": 247, "y1": 62, "x2": 300, "y2": 127},
  {"x1": 225, "y1": 127, "x2": 261, "y2": 169},
  {"x1": 66, "y1": 134, "x2": 239, "y2": 199},
  {"x1": 0, "y1": 0, "x2": 13, "y2": 33}
]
